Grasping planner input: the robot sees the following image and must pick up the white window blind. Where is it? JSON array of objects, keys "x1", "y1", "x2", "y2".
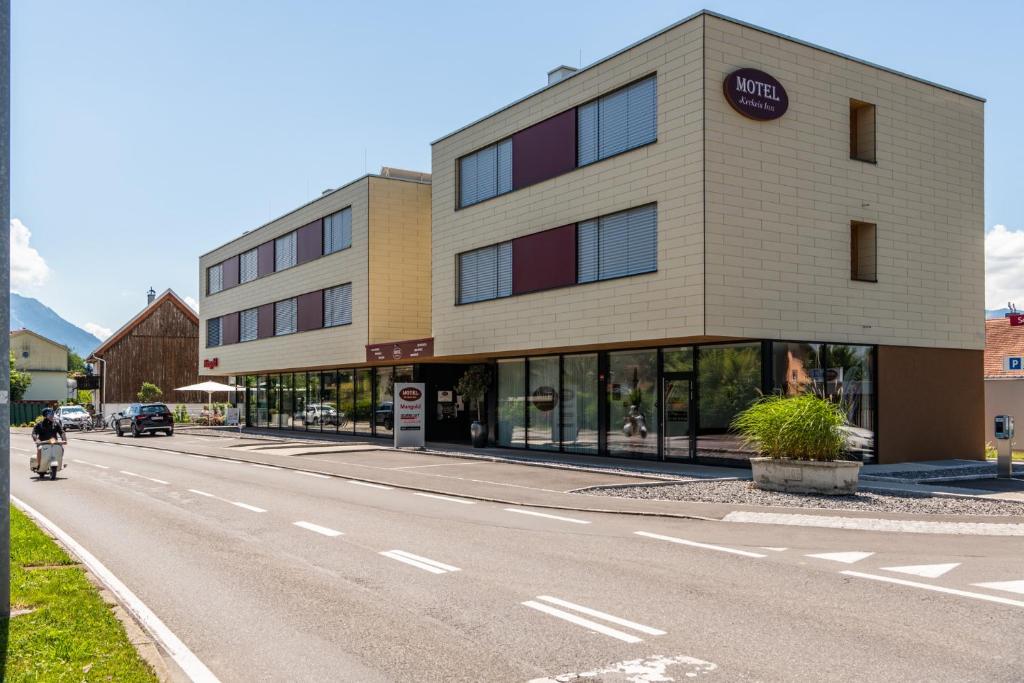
[
  {"x1": 275, "y1": 232, "x2": 296, "y2": 271},
  {"x1": 459, "y1": 139, "x2": 513, "y2": 208},
  {"x1": 207, "y1": 264, "x2": 223, "y2": 295},
  {"x1": 577, "y1": 75, "x2": 657, "y2": 166},
  {"x1": 323, "y1": 208, "x2": 352, "y2": 255},
  {"x1": 458, "y1": 243, "x2": 512, "y2": 304},
  {"x1": 577, "y1": 204, "x2": 657, "y2": 283},
  {"x1": 239, "y1": 249, "x2": 258, "y2": 283},
  {"x1": 275, "y1": 298, "x2": 297, "y2": 335},
  {"x1": 324, "y1": 283, "x2": 353, "y2": 327},
  {"x1": 239, "y1": 308, "x2": 258, "y2": 342},
  {"x1": 207, "y1": 317, "x2": 222, "y2": 347}
]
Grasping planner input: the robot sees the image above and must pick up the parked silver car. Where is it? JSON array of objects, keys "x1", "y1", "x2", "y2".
[{"x1": 56, "y1": 405, "x2": 92, "y2": 430}]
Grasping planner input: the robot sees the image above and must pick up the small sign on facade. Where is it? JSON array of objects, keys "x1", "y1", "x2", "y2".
[
  {"x1": 1010, "y1": 313, "x2": 1024, "y2": 327},
  {"x1": 723, "y1": 68, "x2": 789, "y2": 121},
  {"x1": 1004, "y1": 357, "x2": 1023, "y2": 371},
  {"x1": 394, "y1": 383, "x2": 426, "y2": 448}
]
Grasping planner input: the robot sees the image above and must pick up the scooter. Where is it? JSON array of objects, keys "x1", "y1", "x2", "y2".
[
  {"x1": 31, "y1": 439, "x2": 66, "y2": 480},
  {"x1": 622, "y1": 405, "x2": 649, "y2": 438}
]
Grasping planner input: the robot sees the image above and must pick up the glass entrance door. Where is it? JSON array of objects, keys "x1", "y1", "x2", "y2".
[{"x1": 662, "y1": 375, "x2": 693, "y2": 461}]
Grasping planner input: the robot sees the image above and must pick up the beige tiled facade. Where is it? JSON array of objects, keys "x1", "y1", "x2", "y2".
[{"x1": 198, "y1": 175, "x2": 431, "y2": 376}]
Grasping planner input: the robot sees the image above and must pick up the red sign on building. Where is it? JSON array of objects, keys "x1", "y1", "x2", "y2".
[
  {"x1": 365, "y1": 338, "x2": 434, "y2": 363},
  {"x1": 1009, "y1": 313, "x2": 1024, "y2": 327}
]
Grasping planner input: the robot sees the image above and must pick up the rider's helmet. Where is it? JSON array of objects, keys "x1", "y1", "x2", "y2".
[{"x1": 42, "y1": 408, "x2": 53, "y2": 418}]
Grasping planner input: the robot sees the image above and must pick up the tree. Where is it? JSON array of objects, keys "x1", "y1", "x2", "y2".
[
  {"x1": 67, "y1": 351, "x2": 86, "y2": 375},
  {"x1": 455, "y1": 365, "x2": 491, "y2": 422},
  {"x1": 137, "y1": 382, "x2": 163, "y2": 403},
  {"x1": 10, "y1": 351, "x2": 32, "y2": 402}
]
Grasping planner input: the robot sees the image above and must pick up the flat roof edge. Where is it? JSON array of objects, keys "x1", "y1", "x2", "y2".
[
  {"x1": 430, "y1": 9, "x2": 983, "y2": 146},
  {"x1": 199, "y1": 173, "x2": 431, "y2": 260}
]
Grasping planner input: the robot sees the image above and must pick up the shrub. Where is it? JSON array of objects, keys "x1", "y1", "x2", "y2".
[
  {"x1": 173, "y1": 405, "x2": 192, "y2": 424},
  {"x1": 137, "y1": 382, "x2": 163, "y2": 403},
  {"x1": 455, "y1": 365, "x2": 490, "y2": 422},
  {"x1": 985, "y1": 441, "x2": 998, "y2": 460},
  {"x1": 731, "y1": 393, "x2": 847, "y2": 462}
]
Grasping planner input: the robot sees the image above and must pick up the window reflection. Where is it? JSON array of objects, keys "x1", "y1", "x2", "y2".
[
  {"x1": 607, "y1": 350, "x2": 658, "y2": 457},
  {"x1": 497, "y1": 360, "x2": 526, "y2": 448},
  {"x1": 697, "y1": 343, "x2": 761, "y2": 461},
  {"x1": 562, "y1": 354, "x2": 598, "y2": 454}
]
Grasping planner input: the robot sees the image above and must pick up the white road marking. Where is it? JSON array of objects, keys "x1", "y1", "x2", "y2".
[
  {"x1": 972, "y1": 580, "x2": 1024, "y2": 595},
  {"x1": 293, "y1": 521, "x2": 344, "y2": 537},
  {"x1": 522, "y1": 600, "x2": 652, "y2": 644},
  {"x1": 12, "y1": 496, "x2": 221, "y2": 682},
  {"x1": 504, "y1": 508, "x2": 591, "y2": 525},
  {"x1": 186, "y1": 489, "x2": 265, "y2": 513},
  {"x1": 349, "y1": 481, "x2": 394, "y2": 490},
  {"x1": 120, "y1": 470, "x2": 170, "y2": 485},
  {"x1": 528, "y1": 654, "x2": 717, "y2": 683},
  {"x1": 536, "y1": 596, "x2": 666, "y2": 636},
  {"x1": 249, "y1": 463, "x2": 281, "y2": 470},
  {"x1": 882, "y1": 563, "x2": 961, "y2": 578},
  {"x1": 380, "y1": 550, "x2": 461, "y2": 574},
  {"x1": 842, "y1": 571, "x2": 1024, "y2": 609},
  {"x1": 806, "y1": 551, "x2": 874, "y2": 564},
  {"x1": 294, "y1": 471, "x2": 331, "y2": 479},
  {"x1": 634, "y1": 531, "x2": 766, "y2": 558},
  {"x1": 723, "y1": 510, "x2": 1024, "y2": 536},
  {"x1": 413, "y1": 492, "x2": 476, "y2": 505},
  {"x1": 760, "y1": 546, "x2": 788, "y2": 552},
  {"x1": 73, "y1": 459, "x2": 109, "y2": 469}
]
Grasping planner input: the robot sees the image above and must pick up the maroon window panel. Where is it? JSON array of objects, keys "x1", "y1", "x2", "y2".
[
  {"x1": 222, "y1": 312, "x2": 240, "y2": 345},
  {"x1": 296, "y1": 290, "x2": 324, "y2": 332},
  {"x1": 257, "y1": 303, "x2": 275, "y2": 339},
  {"x1": 511, "y1": 224, "x2": 577, "y2": 295},
  {"x1": 511, "y1": 109, "x2": 577, "y2": 190},
  {"x1": 221, "y1": 255, "x2": 240, "y2": 289},
  {"x1": 296, "y1": 220, "x2": 323, "y2": 265},
  {"x1": 257, "y1": 241, "x2": 275, "y2": 277}
]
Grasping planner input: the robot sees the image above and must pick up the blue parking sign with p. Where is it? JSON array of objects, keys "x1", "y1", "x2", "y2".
[{"x1": 1008, "y1": 357, "x2": 1023, "y2": 371}]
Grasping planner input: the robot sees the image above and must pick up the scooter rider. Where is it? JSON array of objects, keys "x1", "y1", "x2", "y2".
[{"x1": 32, "y1": 408, "x2": 67, "y2": 454}]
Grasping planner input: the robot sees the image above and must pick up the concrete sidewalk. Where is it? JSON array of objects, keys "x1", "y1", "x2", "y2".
[{"x1": 59, "y1": 428, "x2": 1024, "y2": 526}]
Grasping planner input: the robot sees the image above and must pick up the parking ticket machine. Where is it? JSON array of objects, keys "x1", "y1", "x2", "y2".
[{"x1": 994, "y1": 415, "x2": 1015, "y2": 478}]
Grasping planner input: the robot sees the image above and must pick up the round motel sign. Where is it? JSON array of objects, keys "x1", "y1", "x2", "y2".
[{"x1": 723, "y1": 68, "x2": 788, "y2": 121}]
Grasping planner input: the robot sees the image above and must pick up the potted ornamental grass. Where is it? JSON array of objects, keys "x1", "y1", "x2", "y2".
[
  {"x1": 732, "y1": 393, "x2": 861, "y2": 495},
  {"x1": 455, "y1": 364, "x2": 491, "y2": 448}
]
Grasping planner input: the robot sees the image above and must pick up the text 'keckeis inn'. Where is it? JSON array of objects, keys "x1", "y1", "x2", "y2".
[{"x1": 199, "y1": 10, "x2": 984, "y2": 465}]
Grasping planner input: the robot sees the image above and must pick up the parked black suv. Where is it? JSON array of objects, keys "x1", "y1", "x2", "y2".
[{"x1": 115, "y1": 403, "x2": 175, "y2": 437}]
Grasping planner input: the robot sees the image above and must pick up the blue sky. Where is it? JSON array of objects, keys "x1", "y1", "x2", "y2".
[{"x1": 11, "y1": 0, "x2": 1024, "y2": 338}]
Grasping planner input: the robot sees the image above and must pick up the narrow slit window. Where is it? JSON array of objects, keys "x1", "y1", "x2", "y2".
[
  {"x1": 851, "y1": 221, "x2": 877, "y2": 282},
  {"x1": 850, "y1": 100, "x2": 876, "y2": 163}
]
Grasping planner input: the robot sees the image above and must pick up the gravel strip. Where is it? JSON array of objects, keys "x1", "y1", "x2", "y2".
[
  {"x1": 864, "y1": 463, "x2": 1024, "y2": 482},
  {"x1": 581, "y1": 479, "x2": 1024, "y2": 516}
]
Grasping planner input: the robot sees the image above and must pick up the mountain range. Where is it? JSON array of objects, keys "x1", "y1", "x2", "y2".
[{"x1": 10, "y1": 293, "x2": 103, "y2": 356}]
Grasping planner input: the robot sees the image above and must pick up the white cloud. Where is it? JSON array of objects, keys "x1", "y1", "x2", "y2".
[
  {"x1": 183, "y1": 296, "x2": 198, "y2": 311},
  {"x1": 986, "y1": 224, "x2": 1024, "y2": 309},
  {"x1": 83, "y1": 322, "x2": 112, "y2": 341},
  {"x1": 10, "y1": 218, "x2": 51, "y2": 292}
]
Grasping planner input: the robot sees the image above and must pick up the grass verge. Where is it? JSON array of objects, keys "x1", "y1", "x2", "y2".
[{"x1": 5, "y1": 505, "x2": 158, "y2": 682}]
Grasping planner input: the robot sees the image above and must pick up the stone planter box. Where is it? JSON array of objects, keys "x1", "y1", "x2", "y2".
[{"x1": 750, "y1": 457, "x2": 862, "y2": 495}]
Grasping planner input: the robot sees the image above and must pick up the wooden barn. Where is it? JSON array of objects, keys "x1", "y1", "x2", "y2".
[{"x1": 90, "y1": 289, "x2": 222, "y2": 412}]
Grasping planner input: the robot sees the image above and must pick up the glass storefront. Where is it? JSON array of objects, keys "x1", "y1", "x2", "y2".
[{"x1": 237, "y1": 339, "x2": 875, "y2": 463}]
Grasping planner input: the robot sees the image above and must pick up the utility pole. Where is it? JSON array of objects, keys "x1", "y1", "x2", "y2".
[{"x1": 0, "y1": 0, "x2": 11, "y2": 620}]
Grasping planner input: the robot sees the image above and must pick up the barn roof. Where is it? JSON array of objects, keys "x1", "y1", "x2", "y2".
[{"x1": 89, "y1": 289, "x2": 198, "y2": 359}]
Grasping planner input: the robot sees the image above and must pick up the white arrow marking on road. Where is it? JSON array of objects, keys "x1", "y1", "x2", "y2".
[
  {"x1": 293, "y1": 521, "x2": 344, "y2": 537},
  {"x1": 760, "y1": 547, "x2": 788, "y2": 552},
  {"x1": 349, "y1": 481, "x2": 394, "y2": 490},
  {"x1": 806, "y1": 551, "x2": 874, "y2": 564},
  {"x1": 843, "y1": 571, "x2": 1024, "y2": 609},
  {"x1": 634, "y1": 531, "x2": 766, "y2": 558},
  {"x1": 881, "y1": 563, "x2": 961, "y2": 578},
  {"x1": 413, "y1": 492, "x2": 476, "y2": 504},
  {"x1": 972, "y1": 580, "x2": 1024, "y2": 595},
  {"x1": 528, "y1": 654, "x2": 717, "y2": 683},
  {"x1": 380, "y1": 550, "x2": 461, "y2": 574},
  {"x1": 73, "y1": 459, "x2": 109, "y2": 469},
  {"x1": 120, "y1": 470, "x2": 170, "y2": 485},
  {"x1": 294, "y1": 471, "x2": 331, "y2": 479},
  {"x1": 504, "y1": 508, "x2": 591, "y2": 524}
]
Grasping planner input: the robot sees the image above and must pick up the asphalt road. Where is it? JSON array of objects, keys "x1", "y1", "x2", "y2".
[{"x1": 10, "y1": 432, "x2": 1024, "y2": 682}]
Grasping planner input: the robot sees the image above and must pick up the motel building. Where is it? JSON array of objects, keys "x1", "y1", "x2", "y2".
[{"x1": 199, "y1": 11, "x2": 985, "y2": 465}]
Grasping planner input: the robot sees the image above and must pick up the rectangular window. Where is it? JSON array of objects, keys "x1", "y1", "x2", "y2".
[
  {"x1": 239, "y1": 248, "x2": 258, "y2": 283},
  {"x1": 497, "y1": 359, "x2": 526, "y2": 448},
  {"x1": 274, "y1": 298, "x2": 297, "y2": 335},
  {"x1": 457, "y1": 242, "x2": 512, "y2": 304},
  {"x1": 850, "y1": 100, "x2": 876, "y2": 162},
  {"x1": 239, "y1": 308, "x2": 258, "y2": 342},
  {"x1": 577, "y1": 203, "x2": 657, "y2": 283},
  {"x1": 275, "y1": 232, "x2": 297, "y2": 271},
  {"x1": 577, "y1": 75, "x2": 657, "y2": 166},
  {"x1": 459, "y1": 139, "x2": 513, "y2": 208},
  {"x1": 851, "y1": 221, "x2": 877, "y2": 282},
  {"x1": 206, "y1": 317, "x2": 222, "y2": 348},
  {"x1": 207, "y1": 264, "x2": 223, "y2": 295},
  {"x1": 562, "y1": 354, "x2": 598, "y2": 454},
  {"x1": 323, "y1": 207, "x2": 352, "y2": 255},
  {"x1": 324, "y1": 283, "x2": 353, "y2": 327}
]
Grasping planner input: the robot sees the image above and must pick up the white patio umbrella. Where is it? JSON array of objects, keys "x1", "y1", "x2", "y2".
[{"x1": 175, "y1": 380, "x2": 243, "y2": 417}]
